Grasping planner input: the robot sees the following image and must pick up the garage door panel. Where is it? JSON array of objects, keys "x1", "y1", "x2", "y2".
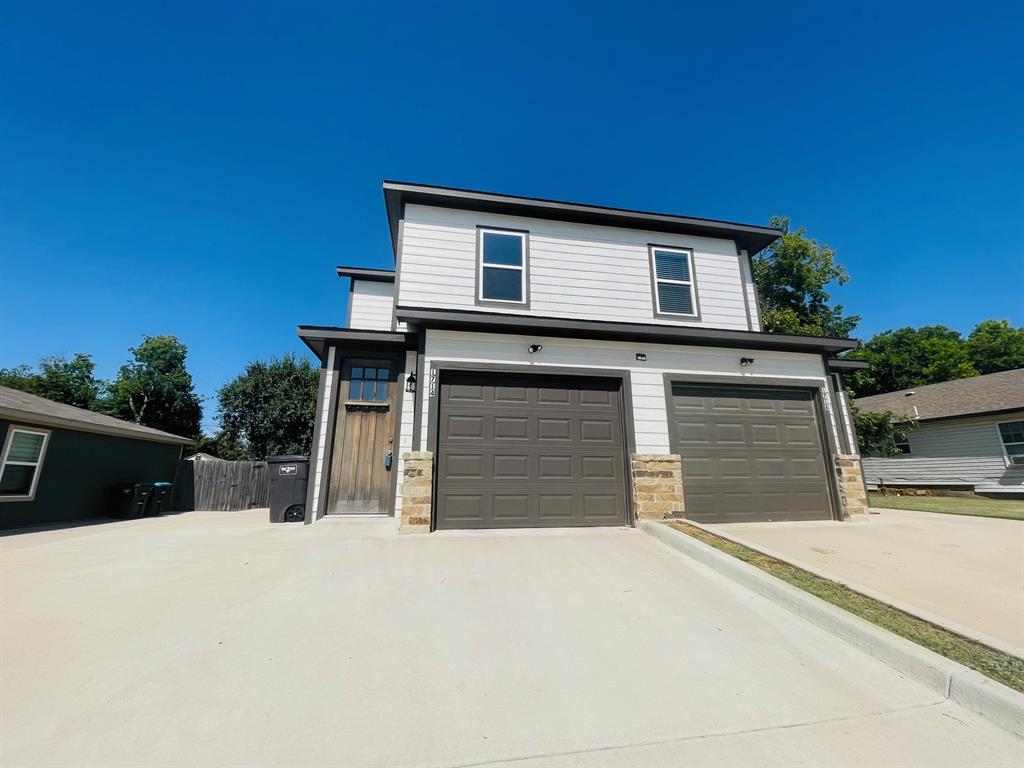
[
  {"x1": 494, "y1": 455, "x2": 529, "y2": 479},
  {"x1": 444, "y1": 454, "x2": 484, "y2": 479},
  {"x1": 436, "y1": 372, "x2": 628, "y2": 530},
  {"x1": 494, "y1": 417, "x2": 528, "y2": 440},
  {"x1": 751, "y1": 423, "x2": 783, "y2": 445},
  {"x1": 537, "y1": 387, "x2": 571, "y2": 405},
  {"x1": 670, "y1": 384, "x2": 833, "y2": 524},
  {"x1": 582, "y1": 494, "x2": 620, "y2": 519},
  {"x1": 447, "y1": 415, "x2": 485, "y2": 439},
  {"x1": 581, "y1": 455, "x2": 618, "y2": 479},
  {"x1": 448, "y1": 384, "x2": 485, "y2": 402},
  {"x1": 494, "y1": 385, "x2": 529, "y2": 403},
  {"x1": 538, "y1": 418, "x2": 572, "y2": 440},
  {"x1": 580, "y1": 419, "x2": 614, "y2": 442},
  {"x1": 538, "y1": 455, "x2": 573, "y2": 479},
  {"x1": 539, "y1": 494, "x2": 575, "y2": 519},
  {"x1": 441, "y1": 494, "x2": 486, "y2": 523},
  {"x1": 493, "y1": 495, "x2": 531, "y2": 521}
]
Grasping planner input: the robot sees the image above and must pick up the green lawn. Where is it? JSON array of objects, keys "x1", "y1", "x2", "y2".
[
  {"x1": 869, "y1": 494, "x2": 1024, "y2": 520},
  {"x1": 667, "y1": 522, "x2": 1024, "y2": 693}
]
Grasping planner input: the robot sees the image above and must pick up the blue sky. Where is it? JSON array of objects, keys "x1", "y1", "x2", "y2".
[{"x1": 2, "y1": 2, "x2": 1022, "y2": 432}]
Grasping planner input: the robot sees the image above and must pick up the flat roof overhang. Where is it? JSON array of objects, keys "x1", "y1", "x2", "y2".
[
  {"x1": 297, "y1": 325, "x2": 416, "y2": 362},
  {"x1": 827, "y1": 358, "x2": 869, "y2": 371},
  {"x1": 395, "y1": 307, "x2": 859, "y2": 355},
  {"x1": 336, "y1": 266, "x2": 395, "y2": 282},
  {"x1": 383, "y1": 181, "x2": 782, "y2": 259}
]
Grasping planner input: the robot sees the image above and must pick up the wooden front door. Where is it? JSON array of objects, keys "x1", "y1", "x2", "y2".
[{"x1": 326, "y1": 358, "x2": 400, "y2": 515}]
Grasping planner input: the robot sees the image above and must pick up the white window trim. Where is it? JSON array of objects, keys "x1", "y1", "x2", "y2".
[
  {"x1": 651, "y1": 246, "x2": 698, "y2": 318},
  {"x1": 0, "y1": 425, "x2": 51, "y2": 502},
  {"x1": 995, "y1": 419, "x2": 1024, "y2": 467},
  {"x1": 478, "y1": 228, "x2": 527, "y2": 305}
]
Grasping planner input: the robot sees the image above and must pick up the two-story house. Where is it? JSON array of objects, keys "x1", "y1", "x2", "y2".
[{"x1": 297, "y1": 182, "x2": 869, "y2": 532}]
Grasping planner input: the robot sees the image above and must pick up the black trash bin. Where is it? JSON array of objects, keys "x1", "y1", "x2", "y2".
[
  {"x1": 148, "y1": 482, "x2": 175, "y2": 516},
  {"x1": 110, "y1": 482, "x2": 155, "y2": 519},
  {"x1": 267, "y1": 455, "x2": 309, "y2": 523}
]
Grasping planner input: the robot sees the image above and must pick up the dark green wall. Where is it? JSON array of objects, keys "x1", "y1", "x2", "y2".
[{"x1": 0, "y1": 418, "x2": 183, "y2": 530}]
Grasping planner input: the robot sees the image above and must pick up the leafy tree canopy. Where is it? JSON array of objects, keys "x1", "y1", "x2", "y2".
[
  {"x1": 103, "y1": 335, "x2": 203, "y2": 438},
  {"x1": 212, "y1": 354, "x2": 319, "y2": 460},
  {"x1": 846, "y1": 325, "x2": 978, "y2": 398},
  {"x1": 850, "y1": 403, "x2": 916, "y2": 457},
  {"x1": 965, "y1": 319, "x2": 1024, "y2": 375},
  {"x1": 753, "y1": 216, "x2": 859, "y2": 339},
  {"x1": 0, "y1": 353, "x2": 102, "y2": 410}
]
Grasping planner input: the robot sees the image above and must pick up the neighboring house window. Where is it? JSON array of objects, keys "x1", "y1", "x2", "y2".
[
  {"x1": 0, "y1": 427, "x2": 50, "y2": 501},
  {"x1": 478, "y1": 228, "x2": 527, "y2": 304},
  {"x1": 349, "y1": 367, "x2": 390, "y2": 402},
  {"x1": 893, "y1": 437, "x2": 911, "y2": 455},
  {"x1": 650, "y1": 246, "x2": 698, "y2": 317},
  {"x1": 998, "y1": 420, "x2": 1024, "y2": 465}
]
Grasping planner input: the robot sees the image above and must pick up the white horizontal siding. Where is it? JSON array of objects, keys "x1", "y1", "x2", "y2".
[
  {"x1": 349, "y1": 280, "x2": 395, "y2": 331},
  {"x1": 398, "y1": 204, "x2": 756, "y2": 330},
  {"x1": 861, "y1": 457, "x2": 1024, "y2": 491},
  {"x1": 418, "y1": 329, "x2": 828, "y2": 454},
  {"x1": 861, "y1": 412, "x2": 1024, "y2": 492},
  {"x1": 906, "y1": 415, "x2": 1015, "y2": 458}
]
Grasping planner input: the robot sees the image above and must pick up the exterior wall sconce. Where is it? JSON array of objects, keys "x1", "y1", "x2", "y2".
[
  {"x1": 405, "y1": 373, "x2": 417, "y2": 393},
  {"x1": 635, "y1": 353, "x2": 647, "y2": 362},
  {"x1": 740, "y1": 357, "x2": 755, "y2": 367},
  {"x1": 528, "y1": 344, "x2": 543, "y2": 353}
]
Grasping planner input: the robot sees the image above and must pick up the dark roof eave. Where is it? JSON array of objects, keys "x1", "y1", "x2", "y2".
[
  {"x1": 383, "y1": 181, "x2": 781, "y2": 259},
  {"x1": 828, "y1": 359, "x2": 870, "y2": 371},
  {"x1": 336, "y1": 266, "x2": 395, "y2": 282},
  {"x1": 395, "y1": 307, "x2": 858, "y2": 354},
  {"x1": 297, "y1": 325, "x2": 414, "y2": 361},
  {"x1": 0, "y1": 406, "x2": 195, "y2": 447}
]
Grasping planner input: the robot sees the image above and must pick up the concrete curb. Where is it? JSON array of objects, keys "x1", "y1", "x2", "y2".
[
  {"x1": 688, "y1": 519, "x2": 1024, "y2": 660},
  {"x1": 640, "y1": 520, "x2": 1024, "y2": 739}
]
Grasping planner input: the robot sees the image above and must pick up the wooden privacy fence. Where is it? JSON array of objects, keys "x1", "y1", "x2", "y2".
[{"x1": 174, "y1": 460, "x2": 270, "y2": 511}]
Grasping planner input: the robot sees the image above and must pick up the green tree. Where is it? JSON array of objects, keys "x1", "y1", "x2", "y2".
[
  {"x1": 846, "y1": 325, "x2": 978, "y2": 397},
  {"x1": 0, "y1": 353, "x2": 102, "y2": 409},
  {"x1": 851, "y1": 403, "x2": 916, "y2": 457},
  {"x1": 214, "y1": 354, "x2": 319, "y2": 460},
  {"x1": 966, "y1": 319, "x2": 1024, "y2": 375},
  {"x1": 753, "y1": 216, "x2": 859, "y2": 338},
  {"x1": 104, "y1": 336, "x2": 202, "y2": 438}
]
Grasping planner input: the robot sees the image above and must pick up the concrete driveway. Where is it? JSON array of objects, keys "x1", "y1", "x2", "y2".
[
  {"x1": 706, "y1": 507, "x2": 1024, "y2": 656},
  {"x1": 1, "y1": 510, "x2": 1020, "y2": 767}
]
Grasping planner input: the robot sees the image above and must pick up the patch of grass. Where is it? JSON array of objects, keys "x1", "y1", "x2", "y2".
[
  {"x1": 667, "y1": 521, "x2": 1024, "y2": 693},
  {"x1": 868, "y1": 493, "x2": 1024, "y2": 520}
]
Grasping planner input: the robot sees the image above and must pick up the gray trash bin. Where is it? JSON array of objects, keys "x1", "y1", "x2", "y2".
[{"x1": 267, "y1": 455, "x2": 309, "y2": 523}]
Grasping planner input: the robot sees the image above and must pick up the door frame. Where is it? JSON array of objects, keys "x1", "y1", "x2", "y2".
[
  {"x1": 661, "y1": 373, "x2": 842, "y2": 522},
  {"x1": 322, "y1": 350, "x2": 407, "y2": 517},
  {"x1": 426, "y1": 362, "x2": 637, "y2": 531}
]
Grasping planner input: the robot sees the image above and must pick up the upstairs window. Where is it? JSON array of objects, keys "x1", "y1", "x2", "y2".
[
  {"x1": 650, "y1": 246, "x2": 698, "y2": 318},
  {"x1": 893, "y1": 437, "x2": 911, "y2": 455},
  {"x1": 998, "y1": 420, "x2": 1024, "y2": 465},
  {"x1": 0, "y1": 427, "x2": 49, "y2": 501},
  {"x1": 478, "y1": 228, "x2": 527, "y2": 304},
  {"x1": 348, "y1": 366, "x2": 390, "y2": 403}
]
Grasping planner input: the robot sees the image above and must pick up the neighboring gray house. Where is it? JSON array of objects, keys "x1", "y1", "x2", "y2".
[
  {"x1": 0, "y1": 386, "x2": 194, "y2": 529},
  {"x1": 296, "y1": 181, "x2": 869, "y2": 531},
  {"x1": 857, "y1": 368, "x2": 1024, "y2": 496}
]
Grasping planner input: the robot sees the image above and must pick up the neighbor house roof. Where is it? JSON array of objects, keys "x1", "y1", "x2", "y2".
[
  {"x1": 382, "y1": 181, "x2": 782, "y2": 260},
  {"x1": 855, "y1": 368, "x2": 1024, "y2": 422},
  {"x1": 0, "y1": 386, "x2": 195, "y2": 446}
]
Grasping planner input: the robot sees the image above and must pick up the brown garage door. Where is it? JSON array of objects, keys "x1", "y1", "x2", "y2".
[
  {"x1": 435, "y1": 372, "x2": 629, "y2": 530},
  {"x1": 668, "y1": 384, "x2": 835, "y2": 523}
]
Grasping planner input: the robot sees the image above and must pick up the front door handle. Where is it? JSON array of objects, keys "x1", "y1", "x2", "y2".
[{"x1": 384, "y1": 450, "x2": 393, "y2": 471}]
